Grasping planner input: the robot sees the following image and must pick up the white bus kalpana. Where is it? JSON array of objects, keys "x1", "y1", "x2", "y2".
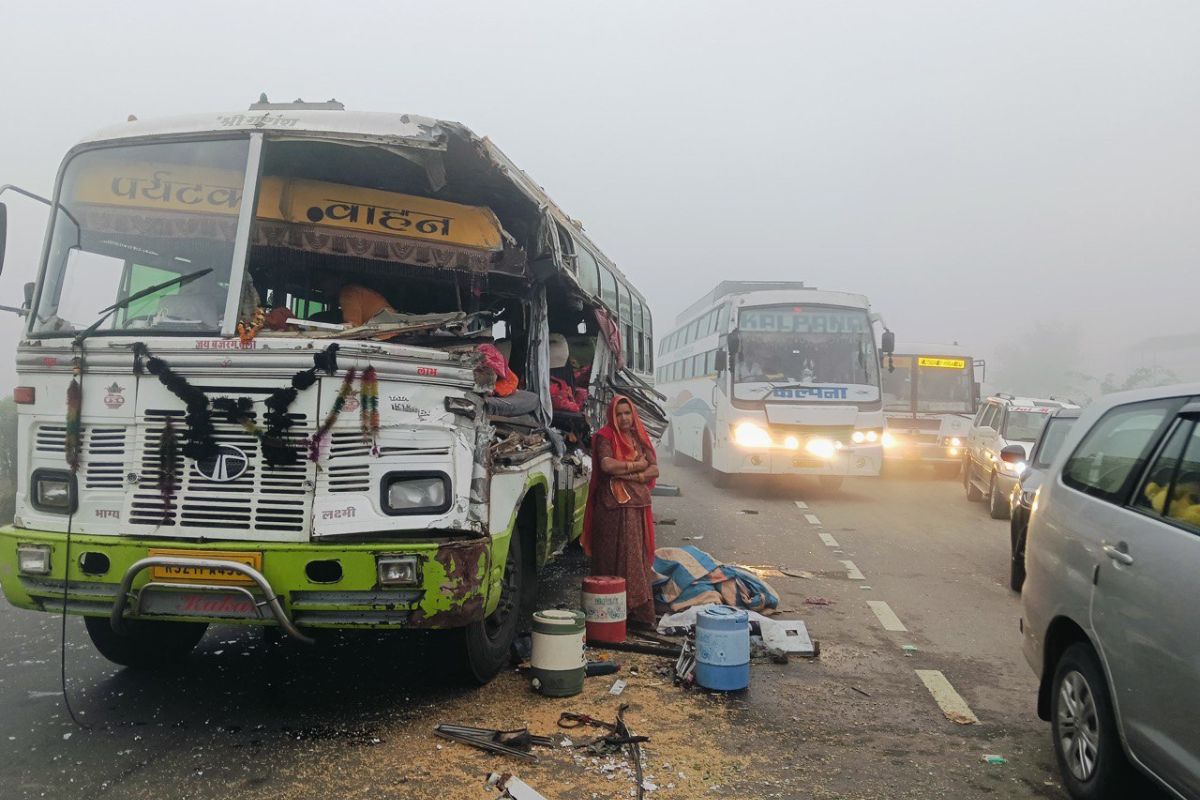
[{"x1": 656, "y1": 281, "x2": 895, "y2": 489}]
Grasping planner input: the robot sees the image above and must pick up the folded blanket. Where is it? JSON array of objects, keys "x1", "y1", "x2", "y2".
[{"x1": 652, "y1": 545, "x2": 779, "y2": 612}]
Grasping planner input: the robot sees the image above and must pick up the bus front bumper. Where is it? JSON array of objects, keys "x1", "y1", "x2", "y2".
[
  {"x1": 716, "y1": 445, "x2": 882, "y2": 477},
  {"x1": 883, "y1": 441, "x2": 962, "y2": 464},
  {"x1": 0, "y1": 527, "x2": 501, "y2": 636}
]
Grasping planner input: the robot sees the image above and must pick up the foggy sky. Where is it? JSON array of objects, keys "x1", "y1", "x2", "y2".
[{"x1": 1, "y1": 1, "x2": 1197, "y2": 395}]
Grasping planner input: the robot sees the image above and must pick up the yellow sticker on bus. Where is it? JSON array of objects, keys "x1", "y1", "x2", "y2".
[{"x1": 917, "y1": 357, "x2": 967, "y2": 369}]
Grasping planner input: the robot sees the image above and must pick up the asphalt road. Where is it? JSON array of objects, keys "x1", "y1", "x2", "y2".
[{"x1": 0, "y1": 462, "x2": 1171, "y2": 799}]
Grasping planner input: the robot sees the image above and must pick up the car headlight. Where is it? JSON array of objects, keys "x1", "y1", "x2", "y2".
[
  {"x1": 17, "y1": 544, "x2": 52, "y2": 575},
  {"x1": 733, "y1": 421, "x2": 772, "y2": 448},
  {"x1": 382, "y1": 473, "x2": 450, "y2": 515},
  {"x1": 949, "y1": 437, "x2": 962, "y2": 447},
  {"x1": 376, "y1": 555, "x2": 420, "y2": 587},
  {"x1": 31, "y1": 470, "x2": 75, "y2": 514},
  {"x1": 805, "y1": 438, "x2": 837, "y2": 459}
]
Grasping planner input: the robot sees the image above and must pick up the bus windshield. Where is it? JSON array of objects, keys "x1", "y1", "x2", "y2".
[
  {"x1": 881, "y1": 355, "x2": 973, "y2": 413},
  {"x1": 915, "y1": 359, "x2": 973, "y2": 413},
  {"x1": 33, "y1": 138, "x2": 251, "y2": 336},
  {"x1": 733, "y1": 305, "x2": 880, "y2": 403}
]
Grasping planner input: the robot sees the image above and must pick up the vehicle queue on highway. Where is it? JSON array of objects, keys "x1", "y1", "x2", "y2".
[{"x1": 659, "y1": 302, "x2": 1198, "y2": 800}]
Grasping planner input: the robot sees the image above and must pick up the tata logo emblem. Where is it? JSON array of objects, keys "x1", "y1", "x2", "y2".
[
  {"x1": 194, "y1": 444, "x2": 250, "y2": 483},
  {"x1": 103, "y1": 383, "x2": 126, "y2": 409}
]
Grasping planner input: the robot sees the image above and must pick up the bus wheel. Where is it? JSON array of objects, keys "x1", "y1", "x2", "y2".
[
  {"x1": 703, "y1": 432, "x2": 730, "y2": 488},
  {"x1": 458, "y1": 529, "x2": 525, "y2": 685},
  {"x1": 818, "y1": 476, "x2": 844, "y2": 492},
  {"x1": 84, "y1": 616, "x2": 208, "y2": 669},
  {"x1": 934, "y1": 462, "x2": 961, "y2": 479}
]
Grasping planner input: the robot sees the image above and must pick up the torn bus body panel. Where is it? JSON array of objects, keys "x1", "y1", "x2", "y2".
[{"x1": 407, "y1": 537, "x2": 492, "y2": 628}]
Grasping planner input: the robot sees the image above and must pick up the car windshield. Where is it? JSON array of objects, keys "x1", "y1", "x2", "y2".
[
  {"x1": 1005, "y1": 408, "x2": 1052, "y2": 441},
  {"x1": 733, "y1": 305, "x2": 880, "y2": 403},
  {"x1": 32, "y1": 138, "x2": 250, "y2": 336},
  {"x1": 1033, "y1": 417, "x2": 1078, "y2": 468}
]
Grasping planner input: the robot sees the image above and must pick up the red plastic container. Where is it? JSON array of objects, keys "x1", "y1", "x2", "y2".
[{"x1": 581, "y1": 575, "x2": 627, "y2": 644}]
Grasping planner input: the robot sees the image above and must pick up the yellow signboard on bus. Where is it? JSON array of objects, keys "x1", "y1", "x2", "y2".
[
  {"x1": 72, "y1": 163, "x2": 504, "y2": 251},
  {"x1": 917, "y1": 357, "x2": 967, "y2": 369}
]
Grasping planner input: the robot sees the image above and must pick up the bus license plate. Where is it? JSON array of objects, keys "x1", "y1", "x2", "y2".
[{"x1": 147, "y1": 549, "x2": 263, "y2": 585}]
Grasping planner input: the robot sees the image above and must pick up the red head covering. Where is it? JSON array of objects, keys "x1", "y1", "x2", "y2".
[{"x1": 581, "y1": 395, "x2": 657, "y2": 561}]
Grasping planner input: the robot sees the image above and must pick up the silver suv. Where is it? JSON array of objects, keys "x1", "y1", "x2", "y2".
[
  {"x1": 964, "y1": 394, "x2": 1079, "y2": 519},
  {"x1": 1021, "y1": 384, "x2": 1200, "y2": 799}
]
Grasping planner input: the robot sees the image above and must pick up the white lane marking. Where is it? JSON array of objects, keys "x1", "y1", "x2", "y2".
[
  {"x1": 915, "y1": 670, "x2": 979, "y2": 725},
  {"x1": 841, "y1": 560, "x2": 865, "y2": 580},
  {"x1": 818, "y1": 533, "x2": 840, "y2": 547},
  {"x1": 794, "y1": 501, "x2": 809, "y2": 509},
  {"x1": 804, "y1": 513, "x2": 822, "y2": 526},
  {"x1": 867, "y1": 600, "x2": 908, "y2": 632}
]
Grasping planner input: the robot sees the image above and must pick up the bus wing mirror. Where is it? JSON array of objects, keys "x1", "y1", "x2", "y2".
[
  {"x1": 23, "y1": 281, "x2": 34, "y2": 309},
  {"x1": 881, "y1": 330, "x2": 895, "y2": 354},
  {"x1": 714, "y1": 350, "x2": 728, "y2": 372},
  {"x1": 727, "y1": 331, "x2": 740, "y2": 354}
]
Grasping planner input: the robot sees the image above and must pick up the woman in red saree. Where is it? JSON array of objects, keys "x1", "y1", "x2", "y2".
[{"x1": 581, "y1": 396, "x2": 660, "y2": 628}]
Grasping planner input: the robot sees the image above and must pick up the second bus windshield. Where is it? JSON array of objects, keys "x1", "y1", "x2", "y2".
[{"x1": 882, "y1": 356, "x2": 974, "y2": 413}]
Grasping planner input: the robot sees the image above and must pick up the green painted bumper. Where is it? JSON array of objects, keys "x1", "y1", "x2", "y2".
[{"x1": 0, "y1": 526, "x2": 506, "y2": 630}]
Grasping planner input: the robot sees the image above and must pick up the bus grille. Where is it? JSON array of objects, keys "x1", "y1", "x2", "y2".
[
  {"x1": 34, "y1": 424, "x2": 128, "y2": 490},
  {"x1": 128, "y1": 410, "x2": 311, "y2": 533}
]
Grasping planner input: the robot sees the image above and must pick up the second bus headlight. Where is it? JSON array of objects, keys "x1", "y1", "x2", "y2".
[{"x1": 805, "y1": 438, "x2": 837, "y2": 459}]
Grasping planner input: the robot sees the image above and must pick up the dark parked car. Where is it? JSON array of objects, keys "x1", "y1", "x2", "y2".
[{"x1": 1007, "y1": 407, "x2": 1080, "y2": 591}]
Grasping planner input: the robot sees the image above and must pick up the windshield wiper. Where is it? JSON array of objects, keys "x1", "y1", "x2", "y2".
[{"x1": 80, "y1": 267, "x2": 214, "y2": 338}]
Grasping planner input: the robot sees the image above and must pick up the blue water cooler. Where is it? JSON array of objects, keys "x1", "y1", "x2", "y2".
[{"x1": 695, "y1": 606, "x2": 750, "y2": 691}]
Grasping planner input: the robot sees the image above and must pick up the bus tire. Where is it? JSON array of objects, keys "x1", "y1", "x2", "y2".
[
  {"x1": 818, "y1": 476, "x2": 844, "y2": 492},
  {"x1": 458, "y1": 527, "x2": 526, "y2": 685},
  {"x1": 702, "y1": 432, "x2": 730, "y2": 488},
  {"x1": 934, "y1": 462, "x2": 960, "y2": 479},
  {"x1": 84, "y1": 616, "x2": 207, "y2": 669}
]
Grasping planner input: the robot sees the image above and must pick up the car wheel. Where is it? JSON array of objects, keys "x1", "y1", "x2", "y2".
[
  {"x1": 1009, "y1": 516, "x2": 1027, "y2": 592},
  {"x1": 965, "y1": 462, "x2": 983, "y2": 502},
  {"x1": 457, "y1": 529, "x2": 526, "y2": 685},
  {"x1": 988, "y1": 474, "x2": 1010, "y2": 520},
  {"x1": 85, "y1": 616, "x2": 208, "y2": 669},
  {"x1": 703, "y1": 431, "x2": 730, "y2": 488},
  {"x1": 1051, "y1": 643, "x2": 1133, "y2": 800}
]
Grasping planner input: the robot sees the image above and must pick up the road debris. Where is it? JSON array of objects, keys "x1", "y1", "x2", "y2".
[
  {"x1": 434, "y1": 724, "x2": 558, "y2": 763},
  {"x1": 981, "y1": 755, "x2": 1008, "y2": 765},
  {"x1": 609, "y1": 679, "x2": 627, "y2": 696},
  {"x1": 804, "y1": 596, "x2": 834, "y2": 606},
  {"x1": 486, "y1": 772, "x2": 549, "y2": 800},
  {"x1": 650, "y1": 484, "x2": 682, "y2": 497},
  {"x1": 850, "y1": 686, "x2": 872, "y2": 697}
]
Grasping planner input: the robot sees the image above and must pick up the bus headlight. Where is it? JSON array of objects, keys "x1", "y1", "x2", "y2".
[
  {"x1": 783, "y1": 436, "x2": 800, "y2": 450},
  {"x1": 949, "y1": 437, "x2": 962, "y2": 447},
  {"x1": 382, "y1": 473, "x2": 451, "y2": 515},
  {"x1": 31, "y1": 470, "x2": 75, "y2": 514},
  {"x1": 733, "y1": 422, "x2": 771, "y2": 448},
  {"x1": 376, "y1": 555, "x2": 419, "y2": 587},
  {"x1": 851, "y1": 431, "x2": 866, "y2": 444},
  {"x1": 805, "y1": 438, "x2": 837, "y2": 459},
  {"x1": 881, "y1": 431, "x2": 897, "y2": 449}
]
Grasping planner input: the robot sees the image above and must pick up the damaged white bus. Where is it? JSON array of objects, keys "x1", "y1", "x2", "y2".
[{"x1": 0, "y1": 98, "x2": 661, "y2": 682}]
